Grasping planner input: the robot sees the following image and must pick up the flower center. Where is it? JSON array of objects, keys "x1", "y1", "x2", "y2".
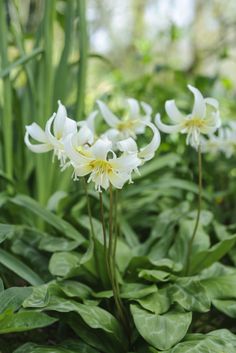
[
  {"x1": 117, "y1": 119, "x2": 138, "y2": 131},
  {"x1": 89, "y1": 160, "x2": 113, "y2": 174},
  {"x1": 183, "y1": 117, "x2": 205, "y2": 129}
]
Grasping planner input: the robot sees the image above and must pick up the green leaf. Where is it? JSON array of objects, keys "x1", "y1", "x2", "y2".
[
  {"x1": 11, "y1": 195, "x2": 84, "y2": 243},
  {"x1": 121, "y1": 283, "x2": 157, "y2": 299},
  {"x1": 169, "y1": 278, "x2": 210, "y2": 312},
  {"x1": 0, "y1": 287, "x2": 32, "y2": 314},
  {"x1": 213, "y1": 299, "x2": 236, "y2": 318},
  {"x1": 0, "y1": 223, "x2": 15, "y2": 243},
  {"x1": 130, "y1": 304, "x2": 192, "y2": 350},
  {"x1": 58, "y1": 280, "x2": 92, "y2": 300},
  {"x1": 189, "y1": 234, "x2": 236, "y2": 275},
  {"x1": 39, "y1": 235, "x2": 80, "y2": 252},
  {"x1": 0, "y1": 310, "x2": 57, "y2": 334},
  {"x1": 153, "y1": 329, "x2": 236, "y2": 352},
  {"x1": 49, "y1": 252, "x2": 81, "y2": 278},
  {"x1": 0, "y1": 249, "x2": 43, "y2": 285},
  {"x1": 136, "y1": 289, "x2": 170, "y2": 314},
  {"x1": 14, "y1": 341, "x2": 99, "y2": 353},
  {"x1": 201, "y1": 273, "x2": 236, "y2": 300},
  {"x1": 138, "y1": 269, "x2": 171, "y2": 282}
]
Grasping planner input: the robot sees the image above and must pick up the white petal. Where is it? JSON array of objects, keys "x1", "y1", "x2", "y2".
[
  {"x1": 45, "y1": 114, "x2": 61, "y2": 148},
  {"x1": 76, "y1": 125, "x2": 94, "y2": 145},
  {"x1": 117, "y1": 138, "x2": 138, "y2": 154},
  {"x1": 64, "y1": 133, "x2": 90, "y2": 164},
  {"x1": 97, "y1": 100, "x2": 120, "y2": 128},
  {"x1": 53, "y1": 100, "x2": 67, "y2": 137},
  {"x1": 139, "y1": 122, "x2": 161, "y2": 161},
  {"x1": 63, "y1": 117, "x2": 77, "y2": 137},
  {"x1": 155, "y1": 113, "x2": 181, "y2": 134},
  {"x1": 109, "y1": 171, "x2": 129, "y2": 189},
  {"x1": 102, "y1": 128, "x2": 120, "y2": 142},
  {"x1": 141, "y1": 101, "x2": 152, "y2": 116},
  {"x1": 205, "y1": 97, "x2": 219, "y2": 109},
  {"x1": 91, "y1": 137, "x2": 112, "y2": 160},
  {"x1": 73, "y1": 164, "x2": 92, "y2": 177},
  {"x1": 24, "y1": 132, "x2": 52, "y2": 153},
  {"x1": 188, "y1": 85, "x2": 206, "y2": 118},
  {"x1": 110, "y1": 153, "x2": 141, "y2": 171},
  {"x1": 127, "y1": 98, "x2": 140, "y2": 118},
  {"x1": 165, "y1": 100, "x2": 184, "y2": 123},
  {"x1": 25, "y1": 123, "x2": 48, "y2": 143}
]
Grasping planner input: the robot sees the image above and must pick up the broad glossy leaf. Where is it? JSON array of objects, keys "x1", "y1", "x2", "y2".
[
  {"x1": 212, "y1": 299, "x2": 236, "y2": 318},
  {"x1": 136, "y1": 289, "x2": 170, "y2": 314},
  {"x1": 152, "y1": 329, "x2": 236, "y2": 352},
  {"x1": 14, "y1": 341, "x2": 99, "y2": 353},
  {"x1": 130, "y1": 304, "x2": 192, "y2": 350},
  {"x1": 49, "y1": 252, "x2": 81, "y2": 278},
  {"x1": 0, "y1": 310, "x2": 57, "y2": 333},
  {"x1": 121, "y1": 283, "x2": 157, "y2": 299},
  {"x1": 0, "y1": 223, "x2": 15, "y2": 243},
  {"x1": 0, "y1": 287, "x2": 32, "y2": 314},
  {"x1": 189, "y1": 234, "x2": 236, "y2": 275},
  {"x1": 138, "y1": 269, "x2": 171, "y2": 282},
  {"x1": 200, "y1": 273, "x2": 236, "y2": 300},
  {"x1": 169, "y1": 278, "x2": 210, "y2": 312},
  {"x1": 39, "y1": 235, "x2": 80, "y2": 252},
  {"x1": 0, "y1": 249, "x2": 43, "y2": 285}
]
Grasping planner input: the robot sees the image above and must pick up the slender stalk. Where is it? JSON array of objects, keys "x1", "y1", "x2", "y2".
[
  {"x1": 76, "y1": 0, "x2": 88, "y2": 121},
  {"x1": 108, "y1": 185, "x2": 129, "y2": 333},
  {"x1": 185, "y1": 146, "x2": 202, "y2": 275},
  {"x1": 0, "y1": 1, "x2": 13, "y2": 180},
  {"x1": 99, "y1": 192, "x2": 110, "y2": 280},
  {"x1": 83, "y1": 178, "x2": 101, "y2": 281}
]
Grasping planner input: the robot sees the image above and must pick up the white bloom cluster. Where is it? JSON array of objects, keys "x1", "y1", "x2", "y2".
[
  {"x1": 25, "y1": 98, "x2": 160, "y2": 191},
  {"x1": 155, "y1": 85, "x2": 221, "y2": 149},
  {"x1": 201, "y1": 122, "x2": 236, "y2": 158},
  {"x1": 25, "y1": 86, "x2": 223, "y2": 190}
]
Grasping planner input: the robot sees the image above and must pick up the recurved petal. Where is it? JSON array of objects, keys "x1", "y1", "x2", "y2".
[
  {"x1": 117, "y1": 137, "x2": 138, "y2": 154},
  {"x1": 53, "y1": 100, "x2": 67, "y2": 137},
  {"x1": 63, "y1": 117, "x2": 77, "y2": 137},
  {"x1": 141, "y1": 101, "x2": 152, "y2": 116},
  {"x1": 155, "y1": 113, "x2": 181, "y2": 134},
  {"x1": 127, "y1": 98, "x2": 140, "y2": 118},
  {"x1": 91, "y1": 137, "x2": 112, "y2": 160},
  {"x1": 25, "y1": 122, "x2": 48, "y2": 143},
  {"x1": 188, "y1": 85, "x2": 206, "y2": 118},
  {"x1": 76, "y1": 125, "x2": 94, "y2": 145},
  {"x1": 24, "y1": 132, "x2": 52, "y2": 153},
  {"x1": 205, "y1": 97, "x2": 219, "y2": 109},
  {"x1": 165, "y1": 100, "x2": 184, "y2": 123},
  {"x1": 139, "y1": 122, "x2": 161, "y2": 161},
  {"x1": 109, "y1": 171, "x2": 129, "y2": 189},
  {"x1": 45, "y1": 114, "x2": 61, "y2": 148},
  {"x1": 97, "y1": 100, "x2": 120, "y2": 128},
  {"x1": 110, "y1": 153, "x2": 141, "y2": 171}
]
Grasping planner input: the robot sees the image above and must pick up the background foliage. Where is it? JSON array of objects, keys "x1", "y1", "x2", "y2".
[{"x1": 1, "y1": 0, "x2": 236, "y2": 352}]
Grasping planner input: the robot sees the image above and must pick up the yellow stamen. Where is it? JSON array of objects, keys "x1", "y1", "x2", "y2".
[
  {"x1": 89, "y1": 160, "x2": 113, "y2": 174},
  {"x1": 117, "y1": 119, "x2": 138, "y2": 131},
  {"x1": 183, "y1": 117, "x2": 206, "y2": 129}
]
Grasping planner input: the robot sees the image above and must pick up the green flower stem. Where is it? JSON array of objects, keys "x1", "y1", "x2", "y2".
[
  {"x1": 185, "y1": 146, "x2": 202, "y2": 275},
  {"x1": 99, "y1": 192, "x2": 110, "y2": 281},
  {"x1": 82, "y1": 178, "x2": 100, "y2": 278},
  {"x1": 108, "y1": 185, "x2": 129, "y2": 333}
]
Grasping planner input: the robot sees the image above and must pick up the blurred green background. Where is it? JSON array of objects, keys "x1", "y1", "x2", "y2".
[{"x1": 0, "y1": 0, "x2": 236, "y2": 221}]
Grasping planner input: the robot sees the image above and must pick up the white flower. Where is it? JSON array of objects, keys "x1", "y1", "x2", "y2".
[
  {"x1": 117, "y1": 122, "x2": 161, "y2": 164},
  {"x1": 201, "y1": 124, "x2": 236, "y2": 158},
  {"x1": 64, "y1": 136, "x2": 141, "y2": 192},
  {"x1": 97, "y1": 98, "x2": 152, "y2": 140},
  {"x1": 25, "y1": 101, "x2": 77, "y2": 166},
  {"x1": 155, "y1": 85, "x2": 221, "y2": 149}
]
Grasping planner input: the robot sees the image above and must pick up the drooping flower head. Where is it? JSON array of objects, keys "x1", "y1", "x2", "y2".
[
  {"x1": 155, "y1": 85, "x2": 221, "y2": 149},
  {"x1": 201, "y1": 123, "x2": 236, "y2": 158},
  {"x1": 64, "y1": 136, "x2": 141, "y2": 192},
  {"x1": 97, "y1": 98, "x2": 152, "y2": 141},
  {"x1": 25, "y1": 101, "x2": 77, "y2": 166}
]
